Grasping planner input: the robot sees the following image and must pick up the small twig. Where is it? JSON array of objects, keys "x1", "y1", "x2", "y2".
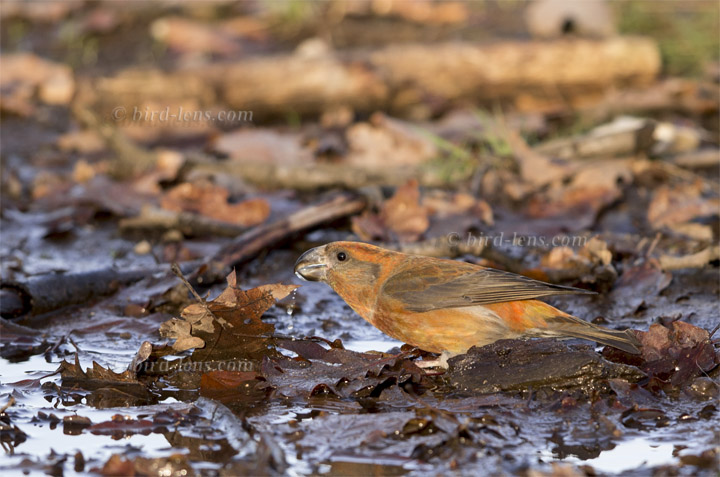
[
  {"x1": 635, "y1": 237, "x2": 648, "y2": 254},
  {"x1": 171, "y1": 262, "x2": 209, "y2": 305},
  {"x1": 45, "y1": 331, "x2": 72, "y2": 359},
  {"x1": 0, "y1": 396, "x2": 16, "y2": 413},
  {"x1": 68, "y1": 337, "x2": 81, "y2": 352},
  {"x1": 645, "y1": 232, "x2": 662, "y2": 258},
  {"x1": 170, "y1": 262, "x2": 228, "y2": 328}
]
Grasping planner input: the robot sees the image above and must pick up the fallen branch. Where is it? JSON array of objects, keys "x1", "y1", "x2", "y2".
[
  {"x1": 119, "y1": 206, "x2": 248, "y2": 238},
  {"x1": 191, "y1": 192, "x2": 366, "y2": 285},
  {"x1": 447, "y1": 339, "x2": 645, "y2": 394},
  {"x1": 534, "y1": 117, "x2": 656, "y2": 160},
  {"x1": 88, "y1": 37, "x2": 660, "y2": 121},
  {"x1": 581, "y1": 79, "x2": 719, "y2": 121},
  {"x1": 670, "y1": 149, "x2": 720, "y2": 169},
  {"x1": 0, "y1": 262, "x2": 199, "y2": 319},
  {"x1": 187, "y1": 157, "x2": 472, "y2": 190},
  {"x1": 2, "y1": 194, "x2": 365, "y2": 317}
]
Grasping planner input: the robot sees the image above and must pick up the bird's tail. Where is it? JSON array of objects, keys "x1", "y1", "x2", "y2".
[{"x1": 543, "y1": 314, "x2": 641, "y2": 355}]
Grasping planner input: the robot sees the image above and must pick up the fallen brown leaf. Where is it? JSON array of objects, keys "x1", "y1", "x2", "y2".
[
  {"x1": 508, "y1": 130, "x2": 573, "y2": 189},
  {"x1": 89, "y1": 415, "x2": 154, "y2": 438},
  {"x1": 199, "y1": 370, "x2": 271, "y2": 404},
  {"x1": 57, "y1": 130, "x2": 106, "y2": 154},
  {"x1": 0, "y1": 53, "x2": 74, "y2": 115},
  {"x1": 526, "y1": 160, "x2": 632, "y2": 232},
  {"x1": 160, "y1": 271, "x2": 298, "y2": 362},
  {"x1": 609, "y1": 259, "x2": 672, "y2": 316},
  {"x1": 212, "y1": 129, "x2": 314, "y2": 165},
  {"x1": 647, "y1": 180, "x2": 720, "y2": 230},
  {"x1": 604, "y1": 321, "x2": 718, "y2": 392},
  {"x1": 151, "y1": 16, "x2": 242, "y2": 56},
  {"x1": 262, "y1": 345, "x2": 425, "y2": 399},
  {"x1": 161, "y1": 180, "x2": 270, "y2": 227},
  {"x1": 345, "y1": 113, "x2": 438, "y2": 168},
  {"x1": 353, "y1": 179, "x2": 429, "y2": 242},
  {"x1": 200, "y1": 371, "x2": 262, "y2": 391},
  {"x1": 423, "y1": 191, "x2": 494, "y2": 225},
  {"x1": 100, "y1": 454, "x2": 135, "y2": 476}
]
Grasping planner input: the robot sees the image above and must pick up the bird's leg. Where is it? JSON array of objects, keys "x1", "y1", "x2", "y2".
[{"x1": 416, "y1": 350, "x2": 454, "y2": 370}]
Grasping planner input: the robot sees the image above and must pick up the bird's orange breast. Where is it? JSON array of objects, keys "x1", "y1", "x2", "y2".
[{"x1": 361, "y1": 297, "x2": 562, "y2": 354}]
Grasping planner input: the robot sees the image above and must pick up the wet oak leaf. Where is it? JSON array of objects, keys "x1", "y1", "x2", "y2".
[
  {"x1": 159, "y1": 318, "x2": 191, "y2": 340},
  {"x1": 191, "y1": 316, "x2": 215, "y2": 334},
  {"x1": 275, "y1": 338, "x2": 332, "y2": 361},
  {"x1": 59, "y1": 355, "x2": 136, "y2": 383},
  {"x1": 88, "y1": 415, "x2": 155, "y2": 437},
  {"x1": 172, "y1": 336, "x2": 206, "y2": 352},
  {"x1": 200, "y1": 371, "x2": 262, "y2": 391},
  {"x1": 604, "y1": 321, "x2": 718, "y2": 392},
  {"x1": 159, "y1": 318, "x2": 204, "y2": 352},
  {"x1": 58, "y1": 355, "x2": 152, "y2": 402},
  {"x1": 180, "y1": 303, "x2": 215, "y2": 334},
  {"x1": 261, "y1": 346, "x2": 425, "y2": 399},
  {"x1": 188, "y1": 272, "x2": 298, "y2": 362},
  {"x1": 199, "y1": 371, "x2": 271, "y2": 403},
  {"x1": 608, "y1": 378, "x2": 657, "y2": 408},
  {"x1": 180, "y1": 303, "x2": 208, "y2": 324}
]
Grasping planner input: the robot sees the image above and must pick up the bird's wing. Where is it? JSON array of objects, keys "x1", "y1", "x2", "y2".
[{"x1": 381, "y1": 258, "x2": 594, "y2": 313}]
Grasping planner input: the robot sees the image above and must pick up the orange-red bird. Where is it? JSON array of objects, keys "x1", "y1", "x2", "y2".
[{"x1": 294, "y1": 241, "x2": 640, "y2": 365}]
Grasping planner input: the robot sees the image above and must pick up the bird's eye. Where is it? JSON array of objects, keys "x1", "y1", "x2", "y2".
[{"x1": 337, "y1": 252, "x2": 347, "y2": 262}]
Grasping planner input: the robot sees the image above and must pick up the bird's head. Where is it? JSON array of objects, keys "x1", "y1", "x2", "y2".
[{"x1": 294, "y1": 241, "x2": 395, "y2": 288}]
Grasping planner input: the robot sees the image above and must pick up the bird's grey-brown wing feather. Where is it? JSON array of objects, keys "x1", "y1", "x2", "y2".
[{"x1": 381, "y1": 259, "x2": 594, "y2": 313}]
